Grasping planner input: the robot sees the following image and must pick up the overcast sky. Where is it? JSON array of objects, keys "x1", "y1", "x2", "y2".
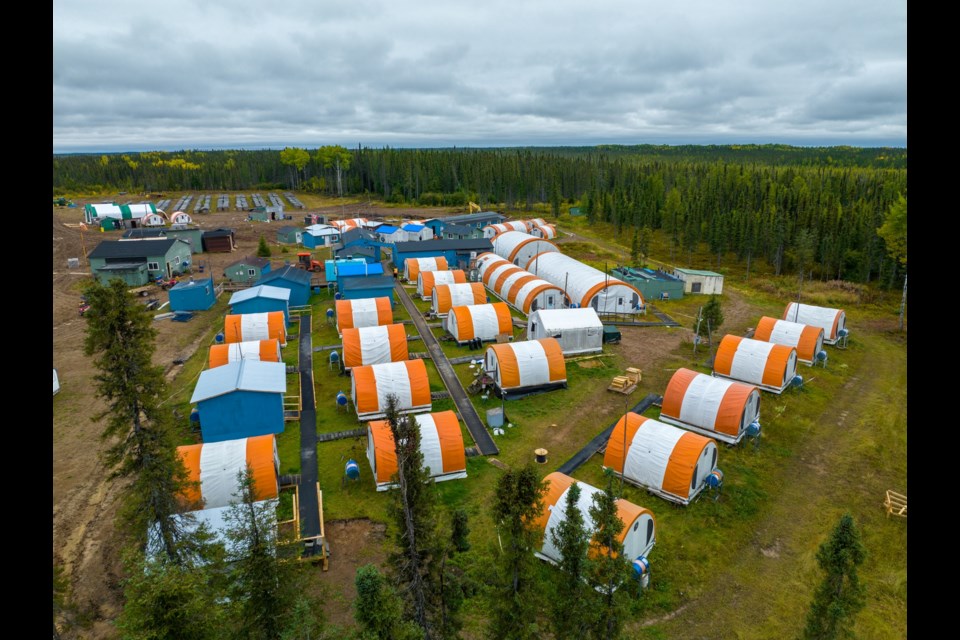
[{"x1": 52, "y1": 0, "x2": 906, "y2": 153}]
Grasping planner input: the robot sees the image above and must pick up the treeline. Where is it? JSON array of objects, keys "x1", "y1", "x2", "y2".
[{"x1": 52, "y1": 145, "x2": 907, "y2": 286}]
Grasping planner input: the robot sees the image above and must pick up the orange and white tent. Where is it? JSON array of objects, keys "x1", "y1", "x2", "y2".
[
  {"x1": 535, "y1": 472, "x2": 656, "y2": 566},
  {"x1": 474, "y1": 252, "x2": 502, "y2": 275},
  {"x1": 713, "y1": 335, "x2": 798, "y2": 394},
  {"x1": 331, "y1": 218, "x2": 369, "y2": 232},
  {"x1": 659, "y1": 368, "x2": 760, "y2": 445},
  {"x1": 336, "y1": 297, "x2": 393, "y2": 335},
  {"x1": 208, "y1": 340, "x2": 282, "y2": 369},
  {"x1": 531, "y1": 224, "x2": 557, "y2": 239},
  {"x1": 783, "y1": 302, "x2": 847, "y2": 345},
  {"x1": 526, "y1": 218, "x2": 548, "y2": 231},
  {"x1": 444, "y1": 302, "x2": 513, "y2": 344},
  {"x1": 176, "y1": 435, "x2": 279, "y2": 509},
  {"x1": 171, "y1": 212, "x2": 192, "y2": 225},
  {"x1": 603, "y1": 413, "x2": 719, "y2": 505},
  {"x1": 417, "y1": 269, "x2": 467, "y2": 300},
  {"x1": 223, "y1": 312, "x2": 287, "y2": 346},
  {"x1": 404, "y1": 256, "x2": 449, "y2": 282},
  {"x1": 484, "y1": 338, "x2": 566, "y2": 396},
  {"x1": 754, "y1": 316, "x2": 825, "y2": 365},
  {"x1": 342, "y1": 324, "x2": 409, "y2": 369},
  {"x1": 351, "y1": 359, "x2": 432, "y2": 421},
  {"x1": 527, "y1": 252, "x2": 645, "y2": 314},
  {"x1": 479, "y1": 255, "x2": 567, "y2": 314},
  {"x1": 366, "y1": 410, "x2": 467, "y2": 491},
  {"x1": 482, "y1": 221, "x2": 528, "y2": 238},
  {"x1": 490, "y1": 231, "x2": 560, "y2": 268},
  {"x1": 431, "y1": 282, "x2": 486, "y2": 316}
]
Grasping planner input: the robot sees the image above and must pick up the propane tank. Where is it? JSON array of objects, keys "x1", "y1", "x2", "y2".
[{"x1": 345, "y1": 458, "x2": 360, "y2": 480}]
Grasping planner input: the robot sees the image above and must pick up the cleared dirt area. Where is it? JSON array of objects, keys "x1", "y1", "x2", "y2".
[{"x1": 316, "y1": 519, "x2": 390, "y2": 629}]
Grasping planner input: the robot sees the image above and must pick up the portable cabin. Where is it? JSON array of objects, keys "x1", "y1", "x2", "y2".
[
  {"x1": 168, "y1": 277, "x2": 217, "y2": 312},
  {"x1": 228, "y1": 285, "x2": 291, "y2": 324},
  {"x1": 341, "y1": 324, "x2": 409, "y2": 369},
  {"x1": 535, "y1": 472, "x2": 656, "y2": 567},
  {"x1": 401, "y1": 224, "x2": 433, "y2": 241},
  {"x1": 444, "y1": 302, "x2": 513, "y2": 344},
  {"x1": 526, "y1": 252, "x2": 645, "y2": 315},
  {"x1": 190, "y1": 360, "x2": 287, "y2": 442},
  {"x1": 340, "y1": 274, "x2": 396, "y2": 302},
  {"x1": 301, "y1": 224, "x2": 340, "y2": 248},
  {"x1": 176, "y1": 435, "x2": 279, "y2": 509},
  {"x1": 527, "y1": 308, "x2": 603, "y2": 355},
  {"x1": 256, "y1": 265, "x2": 313, "y2": 307},
  {"x1": 201, "y1": 228, "x2": 237, "y2": 253},
  {"x1": 672, "y1": 268, "x2": 724, "y2": 295},
  {"x1": 223, "y1": 311, "x2": 287, "y2": 346},
  {"x1": 530, "y1": 224, "x2": 557, "y2": 239},
  {"x1": 603, "y1": 414, "x2": 719, "y2": 506},
  {"x1": 376, "y1": 225, "x2": 406, "y2": 244},
  {"x1": 659, "y1": 368, "x2": 761, "y2": 445},
  {"x1": 224, "y1": 256, "x2": 271, "y2": 284},
  {"x1": 335, "y1": 297, "x2": 393, "y2": 335},
  {"x1": 366, "y1": 411, "x2": 467, "y2": 491},
  {"x1": 431, "y1": 282, "x2": 487, "y2": 317},
  {"x1": 325, "y1": 257, "x2": 368, "y2": 282},
  {"x1": 713, "y1": 335, "x2": 798, "y2": 394},
  {"x1": 482, "y1": 221, "x2": 528, "y2": 238},
  {"x1": 782, "y1": 302, "x2": 848, "y2": 345},
  {"x1": 88, "y1": 238, "x2": 191, "y2": 285},
  {"x1": 276, "y1": 226, "x2": 303, "y2": 245},
  {"x1": 491, "y1": 231, "x2": 560, "y2": 268},
  {"x1": 754, "y1": 316, "x2": 825, "y2": 365},
  {"x1": 417, "y1": 269, "x2": 467, "y2": 300},
  {"x1": 335, "y1": 262, "x2": 385, "y2": 292},
  {"x1": 484, "y1": 338, "x2": 566, "y2": 398},
  {"x1": 208, "y1": 340, "x2": 282, "y2": 368},
  {"x1": 403, "y1": 256, "x2": 449, "y2": 283},
  {"x1": 351, "y1": 359, "x2": 432, "y2": 421}
]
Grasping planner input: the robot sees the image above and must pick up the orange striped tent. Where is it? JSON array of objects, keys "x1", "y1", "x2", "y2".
[
  {"x1": 417, "y1": 269, "x2": 467, "y2": 300},
  {"x1": 782, "y1": 302, "x2": 847, "y2": 345},
  {"x1": 603, "y1": 413, "x2": 719, "y2": 505},
  {"x1": 484, "y1": 338, "x2": 566, "y2": 396},
  {"x1": 431, "y1": 282, "x2": 486, "y2": 316},
  {"x1": 444, "y1": 302, "x2": 513, "y2": 344},
  {"x1": 331, "y1": 218, "x2": 369, "y2": 232},
  {"x1": 177, "y1": 435, "x2": 279, "y2": 510},
  {"x1": 535, "y1": 472, "x2": 656, "y2": 566},
  {"x1": 526, "y1": 218, "x2": 548, "y2": 230},
  {"x1": 482, "y1": 221, "x2": 528, "y2": 238},
  {"x1": 366, "y1": 411, "x2": 467, "y2": 490},
  {"x1": 208, "y1": 340, "x2": 282, "y2": 368},
  {"x1": 490, "y1": 231, "x2": 560, "y2": 268},
  {"x1": 351, "y1": 359, "x2": 432, "y2": 421},
  {"x1": 713, "y1": 335, "x2": 798, "y2": 394},
  {"x1": 659, "y1": 368, "x2": 760, "y2": 445},
  {"x1": 403, "y1": 256, "x2": 448, "y2": 283},
  {"x1": 341, "y1": 323, "x2": 409, "y2": 369},
  {"x1": 335, "y1": 297, "x2": 393, "y2": 335},
  {"x1": 223, "y1": 312, "x2": 287, "y2": 346},
  {"x1": 530, "y1": 224, "x2": 557, "y2": 239},
  {"x1": 754, "y1": 316, "x2": 825, "y2": 365}
]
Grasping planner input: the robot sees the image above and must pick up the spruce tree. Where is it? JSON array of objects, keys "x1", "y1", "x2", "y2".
[
  {"x1": 256, "y1": 235, "x2": 272, "y2": 258},
  {"x1": 585, "y1": 473, "x2": 631, "y2": 640},
  {"x1": 697, "y1": 295, "x2": 724, "y2": 345},
  {"x1": 487, "y1": 465, "x2": 547, "y2": 640},
  {"x1": 355, "y1": 564, "x2": 424, "y2": 640},
  {"x1": 451, "y1": 510, "x2": 470, "y2": 553},
  {"x1": 549, "y1": 481, "x2": 591, "y2": 640},
  {"x1": 801, "y1": 514, "x2": 866, "y2": 640}
]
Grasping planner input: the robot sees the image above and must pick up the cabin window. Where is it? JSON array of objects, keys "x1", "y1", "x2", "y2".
[
  {"x1": 692, "y1": 282, "x2": 702, "y2": 293},
  {"x1": 174, "y1": 256, "x2": 181, "y2": 265},
  {"x1": 147, "y1": 262, "x2": 160, "y2": 271},
  {"x1": 248, "y1": 269, "x2": 256, "y2": 277}
]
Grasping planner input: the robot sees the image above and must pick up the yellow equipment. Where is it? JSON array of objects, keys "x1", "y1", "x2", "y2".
[{"x1": 468, "y1": 201, "x2": 481, "y2": 213}]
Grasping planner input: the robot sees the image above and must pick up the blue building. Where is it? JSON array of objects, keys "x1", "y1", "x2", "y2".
[
  {"x1": 334, "y1": 245, "x2": 379, "y2": 264},
  {"x1": 301, "y1": 224, "x2": 341, "y2": 249},
  {"x1": 334, "y1": 228, "x2": 391, "y2": 262},
  {"x1": 340, "y1": 274, "x2": 396, "y2": 301},
  {"x1": 324, "y1": 257, "x2": 368, "y2": 282},
  {"x1": 401, "y1": 224, "x2": 432, "y2": 241},
  {"x1": 423, "y1": 212, "x2": 505, "y2": 236},
  {"x1": 256, "y1": 265, "x2": 313, "y2": 307},
  {"x1": 190, "y1": 360, "x2": 287, "y2": 442},
  {"x1": 392, "y1": 238, "x2": 493, "y2": 271},
  {"x1": 376, "y1": 225, "x2": 404, "y2": 244},
  {"x1": 335, "y1": 262, "x2": 385, "y2": 291},
  {"x1": 168, "y1": 277, "x2": 218, "y2": 312},
  {"x1": 228, "y1": 284, "x2": 292, "y2": 324}
]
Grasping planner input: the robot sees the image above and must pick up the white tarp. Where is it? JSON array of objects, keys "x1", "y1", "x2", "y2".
[
  {"x1": 513, "y1": 278, "x2": 564, "y2": 314},
  {"x1": 446, "y1": 304, "x2": 502, "y2": 341},
  {"x1": 623, "y1": 420, "x2": 687, "y2": 493},
  {"x1": 729, "y1": 339, "x2": 777, "y2": 386},
  {"x1": 677, "y1": 374, "x2": 734, "y2": 430},
  {"x1": 436, "y1": 283, "x2": 485, "y2": 311},
  {"x1": 490, "y1": 231, "x2": 559, "y2": 268},
  {"x1": 528, "y1": 308, "x2": 603, "y2": 355},
  {"x1": 241, "y1": 314, "x2": 269, "y2": 340},
  {"x1": 356, "y1": 361, "x2": 413, "y2": 410},
  {"x1": 783, "y1": 303, "x2": 846, "y2": 343},
  {"x1": 417, "y1": 413, "x2": 444, "y2": 479},
  {"x1": 527, "y1": 252, "x2": 644, "y2": 314},
  {"x1": 540, "y1": 482, "x2": 604, "y2": 564},
  {"x1": 199, "y1": 438, "x2": 248, "y2": 508},
  {"x1": 357, "y1": 325, "x2": 393, "y2": 366},
  {"x1": 346, "y1": 298, "x2": 380, "y2": 330},
  {"x1": 53, "y1": 369, "x2": 60, "y2": 395},
  {"x1": 503, "y1": 340, "x2": 552, "y2": 389}
]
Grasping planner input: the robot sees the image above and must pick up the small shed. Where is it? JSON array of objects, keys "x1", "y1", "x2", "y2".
[
  {"x1": 527, "y1": 308, "x2": 603, "y2": 355},
  {"x1": 190, "y1": 360, "x2": 287, "y2": 442},
  {"x1": 168, "y1": 277, "x2": 217, "y2": 312},
  {"x1": 376, "y1": 225, "x2": 406, "y2": 244},
  {"x1": 224, "y1": 256, "x2": 271, "y2": 284},
  {"x1": 229, "y1": 285, "x2": 292, "y2": 324},
  {"x1": 340, "y1": 275, "x2": 396, "y2": 301},
  {"x1": 256, "y1": 265, "x2": 313, "y2": 307},
  {"x1": 612, "y1": 267, "x2": 685, "y2": 301},
  {"x1": 302, "y1": 224, "x2": 341, "y2": 249},
  {"x1": 401, "y1": 224, "x2": 433, "y2": 241},
  {"x1": 202, "y1": 228, "x2": 238, "y2": 253},
  {"x1": 673, "y1": 268, "x2": 724, "y2": 295},
  {"x1": 276, "y1": 226, "x2": 303, "y2": 245}
]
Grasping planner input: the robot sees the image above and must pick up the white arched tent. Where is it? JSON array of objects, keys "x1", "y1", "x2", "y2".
[
  {"x1": 527, "y1": 253, "x2": 644, "y2": 315},
  {"x1": 713, "y1": 335, "x2": 798, "y2": 394},
  {"x1": 754, "y1": 316, "x2": 825, "y2": 365},
  {"x1": 490, "y1": 231, "x2": 560, "y2": 269},
  {"x1": 444, "y1": 302, "x2": 513, "y2": 344},
  {"x1": 782, "y1": 302, "x2": 847, "y2": 345},
  {"x1": 659, "y1": 368, "x2": 761, "y2": 445}
]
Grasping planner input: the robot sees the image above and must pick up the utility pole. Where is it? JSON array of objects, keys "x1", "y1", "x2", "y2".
[{"x1": 693, "y1": 306, "x2": 703, "y2": 357}]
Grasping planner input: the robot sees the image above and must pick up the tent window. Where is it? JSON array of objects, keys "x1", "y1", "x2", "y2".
[
  {"x1": 633, "y1": 521, "x2": 639, "y2": 532},
  {"x1": 646, "y1": 520, "x2": 654, "y2": 545},
  {"x1": 712, "y1": 448, "x2": 717, "y2": 469},
  {"x1": 531, "y1": 322, "x2": 537, "y2": 334},
  {"x1": 691, "y1": 464, "x2": 699, "y2": 491},
  {"x1": 548, "y1": 296, "x2": 554, "y2": 305}
]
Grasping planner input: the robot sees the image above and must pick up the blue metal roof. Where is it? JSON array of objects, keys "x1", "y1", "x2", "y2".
[
  {"x1": 190, "y1": 360, "x2": 287, "y2": 402},
  {"x1": 336, "y1": 262, "x2": 385, "y2": 277},
  {"x1": 377, "y1": 225, "x2": 400, "y2": 234},
  {"x1": 170, "y1": 277, "x2": 214, "y2": 292},
  {"x1": 228, "y1": 284, "x2": 291, "y2": 305},
  {"x1": 257, "y1": 265, "x2": 312, "y2": 286},
  {"x1": 340, "y1": 274, "x2": 395, "y2": 290},
  {"x1": 402, "y1": 224, "x2": 425, "y2": 232}
]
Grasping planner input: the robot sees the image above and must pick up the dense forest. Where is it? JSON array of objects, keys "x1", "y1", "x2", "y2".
[{"x1": 52, "y1": 145, "x2": 907, "y2": 287}]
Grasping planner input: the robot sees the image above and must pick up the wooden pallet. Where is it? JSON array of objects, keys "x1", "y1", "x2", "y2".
[
  {"x1": 607, "y1": 367, "x2": 641, "y2": 394},
  {"x1": 884, "y1": 490, "x2": 907, "y2": 519}
]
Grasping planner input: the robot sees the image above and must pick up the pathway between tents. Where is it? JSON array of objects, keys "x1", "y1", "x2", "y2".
[
  {"x1": 394, "y1": 281, "x2": 499, "y2": 455},
  {"x1": 298, "y1": 314, "x2": 321, "y2": 546}
]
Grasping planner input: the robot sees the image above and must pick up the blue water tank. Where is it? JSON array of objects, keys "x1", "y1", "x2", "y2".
[
  {"x1": 345, "y1": 459, "x2": 360, "y2": 480},
  {"x1": 791, "y1": 374, "x2": 804, "y2": 388},
  {"x1": 326, "y1": 308, "x2": 335, "y2": 318},
  {"x1": 334, "y1": 292, "x2": 342, "y2": 300},
  {"x1": 837, "y1": 328, "x2": 849, "y2": 338},
  {"x1": 706, "y1": 469, "x2": 724, "y2": 489},
  {"x1": 336, "y1": 391, "x2": 348, "y2": 406},
  {"x1": 632, "y1": 556, "x2": 650, "y2": 578},
  {"x1": 746, "y1": 421, "x2": 761, "y2": 438},
  {"x1": 815, "y1": 350, "x2": 828, "y2": 362},
  {"x1": 189, "y1": 409, "x2": 200, "y2": 423},
  {"x1": 215, "y1": 332, "x2": 224, "y2": 344},
  {"x1": 330, "y1": 350, "x2": 340, "y2": 364}
]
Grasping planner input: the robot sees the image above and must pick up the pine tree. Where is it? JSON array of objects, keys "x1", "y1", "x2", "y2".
[
  {"x1": 256, "y1": 235, "x2": 272, "y2": 258},
  {"x1": 549, "y1": 482, "x2": 592, "y2": 640},
  {"x1": 82, "y1": 278, "x2": 198, "y2": 562},
  {"x1": 801, "y1": 514, "x2": 866, "y2": 640},
  {"x1": 877, "y1": 194, "x2": 907, "y2": 330},
  {"x1": 630, "y1": 229, "x2": 640, "y2": 267},
  {"x1": 451, "y1": 509, "x2": 470, "y2": 553},
  {"x1": 697, "y1": 295, "x2": 724, "y2": 345},
  {"x1": 585, "y1": 473, "x2": 631, "y2": 640},
  {"x1": 354, "y1": 564, "x2": 423, "y2": 640},
  {"x1": 487, "y1": 465, "x2": 547, "y2": 640}
]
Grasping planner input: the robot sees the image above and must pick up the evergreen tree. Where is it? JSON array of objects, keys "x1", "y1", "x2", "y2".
[
  {"x1": 585, "y1": 473, "x2": 631, "y2": 640},
  {"x1": 256, "y1": 235, "x2": 272, "y2": 258},
  {"x1": 487, "y1": 465, "x2": 547, "y2": 640},
  {"x1": 697, "y1": 295, "x2": 724, "y2": 344},
  {"x1": 630, "y1": 229, "x2": 640, "y2": 267},
  {"x1": 801, "y1": 514, "x2": 867, "y2": 640},
  {"x1": 451, "y1": 509, "x2": 470, "y2": 553},
  {"x1": 637, "y1": 227, "x2": 651, "y2": 268},
  {"x1": 792, "y1": 228, "x2": 817, "y2": 299},
  {"x1": 549, "y1": 482, "x2": 591, "y2": 640},
  {"x1": 354, "y1": 564, "x2": 423, "y2": 640},
  {"x1": 877, "y1": 194, "x2": 907, "y2": 330},
  {"x1": 82, "y1": 279, "x2": 198, "y2": 562}
]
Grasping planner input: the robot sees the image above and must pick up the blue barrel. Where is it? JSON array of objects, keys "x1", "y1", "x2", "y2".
[
  {"x1": 330, "y1": 350, "x2": 340, "y2": 364},
  {"x1": 313, "y1": 286, "x2": 322, "y2": 294},
  {"x1": 189, "y1": 409, "x2": 200, "y2": 424},
  {"x1": 837, "y1": 328, "x2": 849, "y2": 338},
  {"x1": 326, "y1": 308, "x2": 335, "y2": 318},
  {"x1": 215, "y1": 332, "x2": 224, "y2": 344},
  {"x1": 746, "y1": 421, "x2": 761, "y2": 438},
  {"x1": 815, "y1": 350, "x2": 828, "y2": 362},
  {"x1": 345, "y1": 459, "x2": 360, "y2": 480},
  {"x1": 706, "y1": 469, "x2": 724, "y2": 489},
  {"x1": 336, "y1": 391, "x2": 348, "y2": 406},
  {"x1": 791, "y1": 374, "x2": 804, "y2": 388},
  {"x1": 334, "y1": 292, "x2": 342, "y2": 300},
  {"x1": 632, "y1": 556, "x2": 650, "y2": 578}
]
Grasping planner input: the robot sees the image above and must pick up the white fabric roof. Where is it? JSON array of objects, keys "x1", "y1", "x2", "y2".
[
  {"x1": 529, "y1": 308, "x2": 602, "y2": 331},
  {"x1": 147, "y1": 499, "x2": 278, "y2": 561},
  {"x1": 527, "y1": 252, "x2": 643, "y2": 312},
  {"x1": 191, "y1": 360, "x2": 287, "y2": 402},
  {"x1": 783, "y1": 303, "x2": 844, "y2": 339},
  {"x1": 229, "y1": 285, "x2": 291, "y2": 305}
]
